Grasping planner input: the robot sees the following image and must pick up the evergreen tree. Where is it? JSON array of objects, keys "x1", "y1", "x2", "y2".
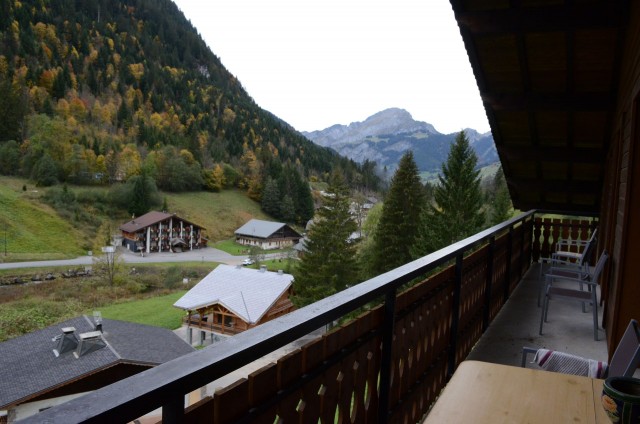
[
  {"x1": 293, "y1": 171, "x2": 359, "y2": 307},
  {"x1": 294, "y1": 177, "x2": 314, "y2": 224},
  {"x1": 279, "y1": 194, "x2": 296, "y2": 223},
  {"x1": 261, "y1": 177, "x2": 281, "y2": 217},
  {"x1": 489, "y1": 167, "x2": 513, "y2": 225},
  {"x1": 413, "y1": 131, "x2": 485, "y2": 256},
  {"x1": 128, "y1": 173, "x2": 154, "y2": 217},
  {"x1": 372, "y1": 151, "x2": 425, "y2": 274},
  {"x1": 0, "y1": 77, "x2": 27, "y2": 142}
]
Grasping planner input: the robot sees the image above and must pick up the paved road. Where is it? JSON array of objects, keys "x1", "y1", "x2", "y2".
[{"x1": 0, "y1": 247, "x2": 248, "y2": 270}]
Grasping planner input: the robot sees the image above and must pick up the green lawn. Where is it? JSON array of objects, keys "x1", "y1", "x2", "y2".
[
  {"x1": 213, "y1": 239, "x2": 245, "y2": 255},
  {"x1": 96, "y1": 290, "x2": 188, "y2": 330}
]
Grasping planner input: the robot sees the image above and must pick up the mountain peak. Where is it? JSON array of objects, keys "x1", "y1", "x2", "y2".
[
  {"x1": 303, "y1": 109, "x2": 498, "y2": 174},
  {"x1": 303, "y1": 108, "x2": 437, "y2": 147}
]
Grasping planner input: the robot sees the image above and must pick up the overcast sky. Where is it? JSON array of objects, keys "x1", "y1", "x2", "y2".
[{"x1": 172, "y1": 0, "x2": 490, "y2": 135}]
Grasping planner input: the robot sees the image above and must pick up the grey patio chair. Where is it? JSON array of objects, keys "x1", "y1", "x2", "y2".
[
  {"x1": 539, "y1": 250, "x2": 608, "y2": 341},
  {"x1": 553, "y1": 228, "x2": 598, "y2": 264},
  {"x1": 537, "y1": 229, "x2": 598, "y2": 306},
  {"x1": 522, "y1": 319, "x2": 640, "y2": 378}
]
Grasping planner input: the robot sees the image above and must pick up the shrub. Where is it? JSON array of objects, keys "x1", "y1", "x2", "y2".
[{"x1": 163, "y1": 266, "x2": 183, "y2": 289}]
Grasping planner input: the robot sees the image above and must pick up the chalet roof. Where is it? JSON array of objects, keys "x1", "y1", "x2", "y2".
[
  {"x1": 173, "y1": 264, "x2": 293, "y2": 324},
  {"x1": 0, "y1": 316, "x2": 193, "y2": 410},
  {"x1": 234, "y1": 219, "x2": 300, "y2": 239},
  {"x1": 119, "y1": 211, "x2": 204, "y2": 233},
  {"x1": 449, "y1": 0, "x2": 630, "y2": 214}
]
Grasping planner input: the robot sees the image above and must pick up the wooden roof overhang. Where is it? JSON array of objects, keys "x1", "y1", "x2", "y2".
[{"x1": 450, "y1": 0, "x2": 630, "y2": 214}]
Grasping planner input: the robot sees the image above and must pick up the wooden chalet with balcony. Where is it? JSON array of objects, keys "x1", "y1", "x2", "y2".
[
  {"x1": 234, "y1": 219, "x2": 301, "y2": 250},
  {"x1": 173, "y1": 264, "x2": 295, "y2": 339},
  {"x1": 118, "y1": 211, "x2": 206, "y2": 255}
]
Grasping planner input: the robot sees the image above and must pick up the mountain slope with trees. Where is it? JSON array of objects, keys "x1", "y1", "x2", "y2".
[{"x1": 0, "y1": 0, "x2": 379, "y2": 227}]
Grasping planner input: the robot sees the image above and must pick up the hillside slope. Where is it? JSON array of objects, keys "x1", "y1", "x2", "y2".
[
  {"x1": 0, "y1": 0, "x2": 371, "y2": 205},
  {"x1": 0, "y1": 178, "x2": 86, "y2": 260},
  {"x1": 0, "y1": 176, "x2": 272, "y2": 262}
]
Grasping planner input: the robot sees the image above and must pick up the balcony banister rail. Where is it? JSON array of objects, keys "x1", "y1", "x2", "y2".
[{"x1": 24, "y1": 210, "x2": 594, "y2": 424}]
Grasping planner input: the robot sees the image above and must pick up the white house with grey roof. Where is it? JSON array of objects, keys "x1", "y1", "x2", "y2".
[
  {"x1": 0, "y1": 315, "x2": 193, "y2": 423},
  {"x1": 234, "y1": 219, "x2": 302, "y2": 250},
  {"x1": 174, "y1": 264, "x2": 296, "y2": 338}
]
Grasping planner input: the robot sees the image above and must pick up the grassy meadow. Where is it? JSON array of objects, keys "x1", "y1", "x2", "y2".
[{"x1": 0, "y1": 177, "x2": 86, "y2": 261}]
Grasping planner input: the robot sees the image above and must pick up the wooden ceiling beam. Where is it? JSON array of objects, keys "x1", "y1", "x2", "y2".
[
  {"x1": 514, "y1": 200, "x2": 599, "y2": 215},
  {"x1": 456, "y1": 3, "x2": 627, "y2": 36},
  {"x1": 499, "y1": 146, "x2": 606, "y2": 163},
  {"x1": 507, "y1": 178, "x2": 601, "y2": 194},
  {"x1": 482, "y1": 93, "x2": 615, "y2": 112}
]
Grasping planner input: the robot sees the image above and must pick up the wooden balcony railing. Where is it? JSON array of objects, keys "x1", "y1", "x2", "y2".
[{"x1": 26, "y1": 211, "x2": 596, "y2": 423}]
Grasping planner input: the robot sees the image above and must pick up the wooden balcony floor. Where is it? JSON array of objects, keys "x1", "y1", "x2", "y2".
[{"x1": 466, "y1": 262, "x2": 608, "y2": 366}]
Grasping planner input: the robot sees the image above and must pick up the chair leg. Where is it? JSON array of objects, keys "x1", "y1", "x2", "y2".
[
  {"x1": 539, "y1": 291, "x2": 548, "y2": 335},
  {"x1": 537, "y1": 260, "x2": 546, "y2": 307},
  {"x1": 592, "y1": 292, "x2": 599, "y2": 341}
]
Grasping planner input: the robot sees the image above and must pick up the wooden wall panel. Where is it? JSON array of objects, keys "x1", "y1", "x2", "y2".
[{"x1": 604, "y1": 0, "x2": 640, "y2": 355}]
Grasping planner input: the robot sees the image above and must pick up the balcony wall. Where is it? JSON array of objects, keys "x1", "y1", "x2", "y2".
[{"x1": 26, "y1": 212, "x2": 597, "y2": 424}]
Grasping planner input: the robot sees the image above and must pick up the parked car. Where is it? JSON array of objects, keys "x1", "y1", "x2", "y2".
[{"x1": 242, "y1": 258, "x2": 254, "y2": 266}]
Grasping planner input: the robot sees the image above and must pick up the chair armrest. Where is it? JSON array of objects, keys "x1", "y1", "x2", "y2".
[
  {"x1": 553, "y1": 250, "x2": 584, "y2": 260},
  {"x1": 548, "y1": 257, "x2": 585, "y2": 269},
  {"x1": 545, "y1": 269, "x2": 596, "y2": 285}
]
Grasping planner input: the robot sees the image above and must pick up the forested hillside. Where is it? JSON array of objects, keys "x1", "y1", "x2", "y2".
[{"x1": 0, "y1": 0, "x2": 379, "y2": 225}]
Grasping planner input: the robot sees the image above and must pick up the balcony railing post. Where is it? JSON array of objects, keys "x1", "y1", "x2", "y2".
[
  {"x1": 504, "y1": 226, "x2": 514, "y2": 302},
  {"x1": 519, "y1": 220, "x2": 526, "y2": 279},
  {"x1": 448, "y1": 253, "x2": 464, "y2": 377},
  {"x1": 483, "y1": 236, "x2": 495, "y2": 331},
  {"x1": 378, "y1": 288, "x2": 397, "y2": 423},
  {"x1": 162, "y1": 395, "x2": 184, "y2": 424}
]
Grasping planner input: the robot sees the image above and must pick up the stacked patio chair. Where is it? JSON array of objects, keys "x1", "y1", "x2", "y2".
[
  {"x1": 537, "y1": 228, "x2": 598, "y2": 306},
  {"x1": 539, "y1": 250, "x2": 608, "y2": 341}
]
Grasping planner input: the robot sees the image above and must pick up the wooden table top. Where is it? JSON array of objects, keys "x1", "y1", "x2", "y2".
[{"x1": 424, "y1": 360, "x2": 609, "y2": 423}]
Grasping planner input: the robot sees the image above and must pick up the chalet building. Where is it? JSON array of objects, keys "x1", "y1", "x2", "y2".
[
  {"x1": 234, "y1": 219, "x2": 301, "y2": 250},
  {"x1": 0, "y1": 316, "x2": 193, "y2": 423},
  {"x1": 173, "y1": 264, "x2": 295, "y2": 340},
  {"x1": 119, "y1": 211, "x2": 206, "y2": 254}
]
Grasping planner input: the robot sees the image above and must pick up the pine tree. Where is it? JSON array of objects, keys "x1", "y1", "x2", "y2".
[
  {"x1": 261, "y1": 177, "x2": 281, "y2": 217},
  {"x1": 294, "y1": 176, "x2": 314, "y2": 224},
  {"x1": 280, "y1": 195, "x2": 296, "y2": 223},
  {"x1": 489, "y1": 166, "x2": 513, "y2": 225},
  {"x1": 293, "y1": 171, "x2": 360, "y2": 307},
  {"x1": 372, "y1": 151, "x2": 426, "y2": 274},
  {"x1": 414, "y1": 131, "x2": 485, "y2": 256},
  {"x1": 128, "y1": 173, "x2": 154, "y2": 217}
]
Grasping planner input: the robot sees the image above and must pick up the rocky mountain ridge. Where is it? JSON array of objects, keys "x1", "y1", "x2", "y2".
[{"x1": 302, "y1": 108, "x2": 498, "y2": 174}]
